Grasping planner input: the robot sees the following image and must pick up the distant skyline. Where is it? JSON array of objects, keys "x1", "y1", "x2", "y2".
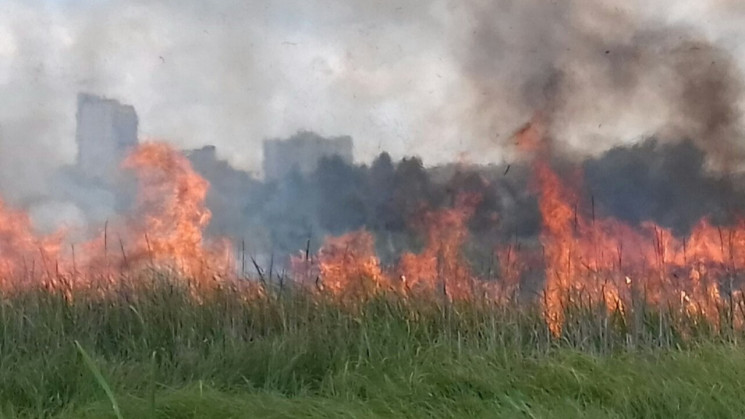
[{"x1": 1, "y1": 0, "x2": 744, "y2": 187}]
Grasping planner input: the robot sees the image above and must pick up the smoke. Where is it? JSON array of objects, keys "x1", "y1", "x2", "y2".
[
  {"x1": 2, "y1": 1, "x2": 745, "y2": 263},
  {"x1": 585, "y1": 138, "x2": 745, "y2": 235},
  {"x1": 191, "y1": 129, "x2": 744, "y2": 270},
  {"x1": 456, "y1": 0, "x2": 745, "y2": 168},
  {"x1": 0, "y1": 0, "x2": 455, "y2": 184},
  {"x1": 186, "y1": 133, "x2": 541, "y2": 267},
  {"x1": 448, "y1": 0, "x2": 745, "y2": 243},
  {"x1": 2, "y1": 1, "x2": 743, "y2": 186}
]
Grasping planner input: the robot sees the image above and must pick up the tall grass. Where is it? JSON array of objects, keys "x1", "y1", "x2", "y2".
[{"x1": 1, "y1": 271, "x2": 744, "y2": 417}]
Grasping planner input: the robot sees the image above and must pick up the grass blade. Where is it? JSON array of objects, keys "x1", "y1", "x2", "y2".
[{"x1": 75, "y1": 340, "x2": 124, "y2": 419}]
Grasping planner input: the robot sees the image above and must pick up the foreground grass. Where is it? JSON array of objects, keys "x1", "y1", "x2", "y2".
[
  {"x1": 53, "y1": 345, "x2": 745, "y2": 419},
  {"x1": 1, "y1": 273, "x2": 744, "y2": 418}
]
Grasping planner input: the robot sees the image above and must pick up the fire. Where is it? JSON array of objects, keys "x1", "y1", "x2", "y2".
[
  {"x1": 518, "y1": 120, "x2": 731, "y2": 335},
  {"x1": 0, "y1": 199, "x2": 61, "y2": 289},
  {"x1": 533, "y1": 158, "x2": 631, "y2": 333},
  {"x1": 300, "y1": 118, "x2": 742, "y2": 337},
  {"x1": 291, "y1": 230, "x2": 386, "y2": 298},
  {"x1": 121, "y1": 142, "x2": 230, "y2": 279},
  {"x1": 318, "y1": 230, "x2": 386, "y2": 296},
  {"x1": 397, "y1": 193, "x2": 479, "y2": 300},
  {"x1": 0, "y1": 126, "x2": 740, "y2": 338},
  {"x1": 293, "y1": 195, "x2": 482, "y2": 301},
  {"x1": 0, "y1": 142, "x2": 231, "y2": 295}
]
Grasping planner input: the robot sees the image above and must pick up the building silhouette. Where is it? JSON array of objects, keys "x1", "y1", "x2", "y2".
[
  {"x1": 263, "y1": 131, "x2": 353, "y2": 181},
  {"x1": 75, "y1": 93, "x2": 138, "y2": 183}
]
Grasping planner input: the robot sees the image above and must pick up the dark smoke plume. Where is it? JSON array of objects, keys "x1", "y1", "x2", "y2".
[
  {"x1": 585, "y1": 138, "x2": 745, "y2": 236},
  {"x1": 6, "y1": 1, "x2": 745, "y2": 274},
  {"x1": 459, "y1": 1, "x2": 745, "y2": 169}
]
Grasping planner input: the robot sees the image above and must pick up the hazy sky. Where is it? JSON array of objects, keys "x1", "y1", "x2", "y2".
[{"x1": 1, "y1": 0, "x2": 745, "y2": 182}]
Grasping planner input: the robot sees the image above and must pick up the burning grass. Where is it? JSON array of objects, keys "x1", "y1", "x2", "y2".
[
  {"x1": 3, "y1": 136, "x2": 745, "y2": 416},
  {"x1": 2, "y1": 274, "x2": 745, "y2": 418}
]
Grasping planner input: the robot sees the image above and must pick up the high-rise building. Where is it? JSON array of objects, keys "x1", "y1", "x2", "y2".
[
  {"x1": 263, "y1": 131, "x2": 353, "y2": 181},
  {"x1": 75, "y1": 93, "x2": 138, "y2": 183}
]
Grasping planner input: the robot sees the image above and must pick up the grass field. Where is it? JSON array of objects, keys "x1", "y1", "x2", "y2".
[{"x1": 1, "y1": 272, "x2": 744, "y2": 418}]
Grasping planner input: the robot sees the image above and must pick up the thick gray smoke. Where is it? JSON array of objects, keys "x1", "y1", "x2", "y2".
[
  {"x1": 0, "y1": 0, "x2": 455, "y2": 183},
  {"x1": 458, "y1": 1, "x2": 745, "y2": 169},
  {"x1": 2, "y1": 1, "x2": 745, "y2": 188},
  {"x1": 191, "y1": 133, "x2": 745, "y2": 268},
  {"x1": 430, "y1": 0, "x2": 745, "y2": 254},
  {"x1": 586, "y1": 139, "x2": 745, "y2": 235},
  {"x1": 188, "y1": 142, "x2": 538, "y2": 267},
  {"x1": 2, "y1": 1, "x2": 745, "y2": 265}
]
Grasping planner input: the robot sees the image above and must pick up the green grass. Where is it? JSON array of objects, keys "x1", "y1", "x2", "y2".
[
  {"x1": 47, "y1": 346, "x2": 745, "y2": 419},
  {"x1": 1, "y1": 272, "x2": 744, "y2": 418}
]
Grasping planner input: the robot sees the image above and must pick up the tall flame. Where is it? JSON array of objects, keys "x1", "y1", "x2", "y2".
[
  {"x1": 0, "y1": 142, "x2": 231, "y2": 294},
  {"x1": 122, "y1": 142, "x2": 230, "y2": 278},
  {"x1": 519, "y1": 119, "x2": 728, "y2": 334},
  {"x1": 300, "y1": 118, "x2": 741, "y2": 336},
  {"x1": 397, "y1": 193, "x2": 479, "y2": 300}
]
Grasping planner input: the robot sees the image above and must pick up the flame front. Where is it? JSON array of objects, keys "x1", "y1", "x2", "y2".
[
  {"x1": 521, "y1": 120, "x2": 730, "y2": 334},
  {"x1": 298, "y1": 118, "x2": 743, "y2": 336},
  {"x1": 0, "y1": 134, "x2": 741, "y2": 337}
]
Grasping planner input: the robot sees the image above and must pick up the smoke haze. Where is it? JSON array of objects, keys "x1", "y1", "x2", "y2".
[
  {"x1": 2, "y1": 2, "x2": 745, "y2": 174},
  {"x1": 3, "y1": 1, "x2": 745, "y2": 261}
]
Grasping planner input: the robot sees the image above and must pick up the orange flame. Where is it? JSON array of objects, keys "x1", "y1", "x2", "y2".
[
  {"x1": 0, "y1": 199, "x2": 61, "y2": 289},
  {"x1": 0, "y1": 130, "x2": 738, "y2": 338},
  {"x1": 291, "y1": 229, "x2": 386, "y2": 298},
  {"x1": 121, "y1": 142, "x2": 230, "y2": 279},
  {"x1": 0, "y1": 142, "x2": 232, "y2": 295},
  {"x1": 397, "y1": 193, "x2": 480, "y2": 300},
  {"x1": 519, "y1": 121, "x2": 729, "y2": 334}
]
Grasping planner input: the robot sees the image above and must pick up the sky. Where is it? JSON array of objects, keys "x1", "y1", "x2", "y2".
[{"x1": 1, "y1": 0, "x2": 745, "y2": 189}]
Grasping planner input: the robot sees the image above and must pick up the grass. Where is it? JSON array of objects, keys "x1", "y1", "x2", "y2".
[{"x1": 1, "y1": 271, "x2": 744, "y2": 418}]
